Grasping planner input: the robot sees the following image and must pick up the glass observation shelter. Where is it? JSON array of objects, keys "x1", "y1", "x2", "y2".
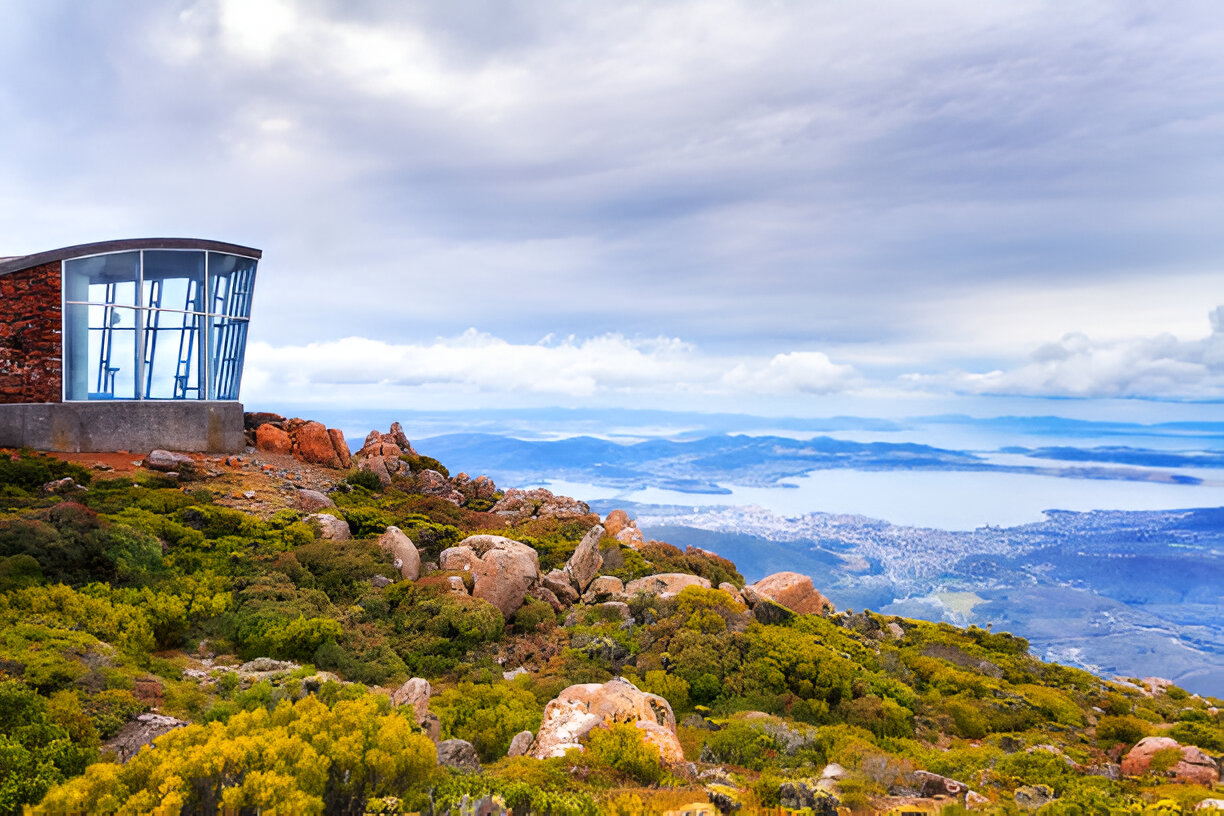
[{"x1": 53, "y1": 239, "x2": 259, "y2": 401}]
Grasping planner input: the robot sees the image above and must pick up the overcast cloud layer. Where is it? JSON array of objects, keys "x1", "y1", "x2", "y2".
[{"x1": 2, "y1": 1, "x2": 1223, "y2": 410}]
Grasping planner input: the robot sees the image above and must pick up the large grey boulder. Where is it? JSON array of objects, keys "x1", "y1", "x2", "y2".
[
  {"x1": 143, "y1": 450, "x2": 195, "y2": 472},
  {"x1": 507, "y1": 730, "x2": 534, "y2": 757},
  {"x1": 391, "y1": 677, "x2": 431, "y2": 724},
  {"x1": 378, "y1": 526, "x2": 421, "y2": 580},
  {"x1": 305, "y1": 513, "x2": 351, "y2": 541},
  {"x1": 105, "y1": 713, "x2": 188, "y2": 762},
  {"x1": 437, "y1": 738, "x2": 481, "y2": 773}
]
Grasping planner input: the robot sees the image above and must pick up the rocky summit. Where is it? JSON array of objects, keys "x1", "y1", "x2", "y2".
[{"x1": 2, "y1": 424, "x2": 1223, "y2": 816}]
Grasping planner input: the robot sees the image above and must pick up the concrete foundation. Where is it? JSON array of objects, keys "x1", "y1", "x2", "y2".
[{"x1": 0, "y1": 401, "x2": 246, "y2": 453}]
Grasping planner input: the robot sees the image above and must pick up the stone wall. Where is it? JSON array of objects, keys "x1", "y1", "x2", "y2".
[{"x1": 0, "y1": 262, "x2": 62, "y2": 404}]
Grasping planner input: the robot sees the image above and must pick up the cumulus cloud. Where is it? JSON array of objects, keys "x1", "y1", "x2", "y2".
[
  {"x1": 723, "y1": 351, "x2": 859, "y2": 394},
  {"x1": 243, "y1": 330, "x2": 860, "y2": 404},
  {"x1": 919, "y1": 307, "x2": 1224, "y2": 399}
]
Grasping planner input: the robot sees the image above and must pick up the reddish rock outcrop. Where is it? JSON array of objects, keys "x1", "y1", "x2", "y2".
[
  {"x1": 745, "y1": 572, "x2": 833, "y2": 616},
  {"x1": 356, "y1": 423, "x2": 414, "y2": 459},
  {"x1": 624, "y1": 573, "x2": 711, "y2": 598},
  {"x1": 1121, "y1": 737, "x2": 1220, "y2": 785},
  {"x1": 291, "y1": 420, "x2": 344, "y2": 468},
  {"x1": 247, "y1": 414, "x2": 351, "y2": 469},
  {"x1": 604, "y1": 509, "x2": 645, "y2": 548},
  {"x1": 529, "y1": 677, "x2": 683, "y2": 765},
  {"x1": 439, "y1": 535, "x2": 540, "y2": 618},
  {"x1": 255, "y1": 423, "x2": 293, "y2": 455},
  {"x1": 328, "y1": 428, "x2": 352, "y2": 468}
]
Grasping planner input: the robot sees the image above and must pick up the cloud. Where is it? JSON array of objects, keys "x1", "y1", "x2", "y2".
[
  {"x1": 243, "y1": 329, "x2": 860, "y2": 404},
  {"x1": 3, "y1": 1, "x2": 1224, "y2": 397},
  {"x1": 919, "y1": 307, "x2": 1224, "y2": 399},
  {"x1": 723, "y1": 351, "x2": 859, "y2": 394}
]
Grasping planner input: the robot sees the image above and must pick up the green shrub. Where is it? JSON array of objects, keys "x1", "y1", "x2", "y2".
[
  {"x1": 584, "y1": 722, "x2": 664, "y2": 785},
  {"x1": 0, "y1": 452, "x2": 91, "y2": 492},
  {"x1": 1097, "y1": 715, "x2": 1150, "y2": 746},
  {"x1": 512, "y1": 596, "x2": 555, "y2": 633},
  {"x1": 345, "y1": 469, "x2": 383, "y2": 492},
  {"x1": 432, "y1": 682, "x2": 541, "y2": 762},
  {"x1": 701, "y1": 721, "x2": 779, "y2": 771}
]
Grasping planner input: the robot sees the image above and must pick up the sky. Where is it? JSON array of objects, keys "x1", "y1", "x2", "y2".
[{"x1": 2, "y1": 1, "x2": 1223, "y2": 417}]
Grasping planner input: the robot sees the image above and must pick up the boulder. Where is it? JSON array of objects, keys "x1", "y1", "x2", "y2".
[
  {"x1": 327, "y1": 428, "x2": 352, "y2": 468},
  {"x1": 491, "y1": 488, "x2": 595, "y2": 524},
  {"x1": 507, "y1": 730, "x2": 534, "y2": 758},
  {"x1": 255, "y1": 424, "x2": 293, "y2": 455},
  {"x1": 529, "y1": 676, "x2": 683, "y2": 765},
  {"x1": 1196, "y1": 800, "x2": 1224, "y2": 811},
  {"x1": 293, "y1": 421, "x2": 342, "y2": 468},
  {"x1": 1015, "y1": 785, "x2": 1055, "y2": 809},
  {"x1": 528, "y1": 583, "x2": 566, "y2": 614},
  {"x1": 582, "y1": 575, "x2": 626, "y2": 603},
  {"x1": 305, "y1": 513, "x2": 351, "y2": 541},
  {"x1": 144, "y1": 449, "x2": 195, "y2": 472},
  {"x1": 542, "y1": 570, "x2": 580, "y2": 605},
  {"x1": 41, "y1": 477, "x2": 83, "y2": 495},
  {"x1": 471, "y1": 475, "x2": 497, "y2": 501},
  {"x1": 746, "y1": 572, "x2": 833, "y2": 615},
  {"x1": 238, "y1": 658, "x2": 300, "y2": 682},
  {"x1": 751, "y1": 597, "x2": 795, "y2": 625},
  {"x1": 914, "y1": 770, "x2": 972, "y2": 800},
  {"x1": 615, "y1": 526, "x2": 645, "y2": 547},
  {"x1": 1121, "y1": 736, "x2": 1220, "y2": 785},
  {"x1": 778, "y1": 780, "x2": 839, "y2": 815},
  {"x1": 437, "y1": 739, "x2": 481, "y2": 773},
  {"x1": 821, "y1": 763, "x2": 847, "y2": 780},
  {"x1": 378, "y1": 526, "x2": 421, "y2": 580},
  {"x1": 295, "y1": 489, "x2": 334, "y2": 511},
  {"x1": 603, "y1": 509, "x2": 633, "y2": 538},
  {"x1": 624, "y1": 573, "x2": 711, "y2": 598},
  {"x1": 421, "y1": 712, "x2": 441, "y2": 743},
  {"x1": 391, "y1": 677, "x2": 431, "y2": 724},
  {"x1": 439, "y1": 535, "x2": 540, "y2": 618},
  {"x1": 565, "y1": 525, "x2": 604, "y2": 593},
  {"x1": 417, "y1": 469, "x2": 463, "y2": 505},
  {"x1": 104, "y1": 713, "x2": 188, "y2": 763}
]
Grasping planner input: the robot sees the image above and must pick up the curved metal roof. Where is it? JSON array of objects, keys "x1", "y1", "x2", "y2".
[{"x1": 0, "y1": 238, "x2": 262, "y2": 277}]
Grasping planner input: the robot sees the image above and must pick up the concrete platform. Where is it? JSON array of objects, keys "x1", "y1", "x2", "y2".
[{"x1": 0, "y1": 401, "x2": 245, "y2": 453}]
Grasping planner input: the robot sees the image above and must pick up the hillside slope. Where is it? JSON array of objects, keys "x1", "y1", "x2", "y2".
[{"x1": 0, "y1": 431, "x2": 1221, "y2": 815}]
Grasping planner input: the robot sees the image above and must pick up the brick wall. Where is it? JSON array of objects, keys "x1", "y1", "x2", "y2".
[{"x1": 0, "y1": 262, "x2": 62, "y2": 403}]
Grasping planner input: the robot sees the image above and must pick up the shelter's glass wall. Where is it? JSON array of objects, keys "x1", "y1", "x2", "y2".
[{"x1": 62, "y1": 250, "x2": 257, "y2": 401}]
